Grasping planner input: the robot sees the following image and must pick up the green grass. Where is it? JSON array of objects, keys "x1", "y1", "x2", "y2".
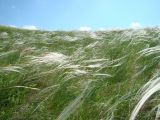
[{"x1": 0, "y1": 25, "x2": 160, "y2": 120}]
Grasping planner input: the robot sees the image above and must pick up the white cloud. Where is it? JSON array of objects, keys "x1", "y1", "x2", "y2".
[
  {"x1": 9, "y1": 25, "x2": 17, "y2": 28},
  {"x1": 22, "y1": 25, "x2": 38, "y2": 30},
  {"x1": 98, "y1": 27, "x2": 106, "y2": 31},
  {"x1": 79, "y1": 26, "x2": 92, "y2": 31},
  {"x1": 131, "y1": 22, "x2": 142, "y2": 29},
  {"x1": 97, "y1": 27, "x2": 123, "y2": 31}
]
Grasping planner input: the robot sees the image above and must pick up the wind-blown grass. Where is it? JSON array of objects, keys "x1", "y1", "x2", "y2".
[
  {"x1": 130, "y1": 77, "x2": 160, "y2": 120},
  {"x1": 0, "y1": 26, "x2": 160, "y2": 120}
]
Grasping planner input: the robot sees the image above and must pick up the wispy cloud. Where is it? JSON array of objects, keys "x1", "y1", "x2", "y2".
[
  {"x1": 131, "y1": 22, "x2": 142, "y2": 29},
  {"x1": 79, "y1": 26, "x2": 92, "y2": 31},
  {"x1": 22, "y1": 25, "x2": 38, "y2": 30}
]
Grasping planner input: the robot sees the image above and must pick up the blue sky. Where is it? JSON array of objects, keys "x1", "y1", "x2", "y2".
[{"x1": 0, "y1": 0, "x2": 159, "y2": 30}]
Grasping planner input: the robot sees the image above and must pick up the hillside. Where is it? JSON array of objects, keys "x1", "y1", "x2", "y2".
[{"x1": 0, "y1": 26, "x2": 160, "y2": 120}]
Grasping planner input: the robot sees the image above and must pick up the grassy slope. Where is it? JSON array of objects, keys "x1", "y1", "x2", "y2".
[{"x1": 0, "y1": 26, "x2": 160, "y2": 120}]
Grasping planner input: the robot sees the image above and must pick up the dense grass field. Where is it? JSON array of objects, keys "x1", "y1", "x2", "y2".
[{"x1": 0, "y1": 26, "x2": 160, "y2": 120}]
